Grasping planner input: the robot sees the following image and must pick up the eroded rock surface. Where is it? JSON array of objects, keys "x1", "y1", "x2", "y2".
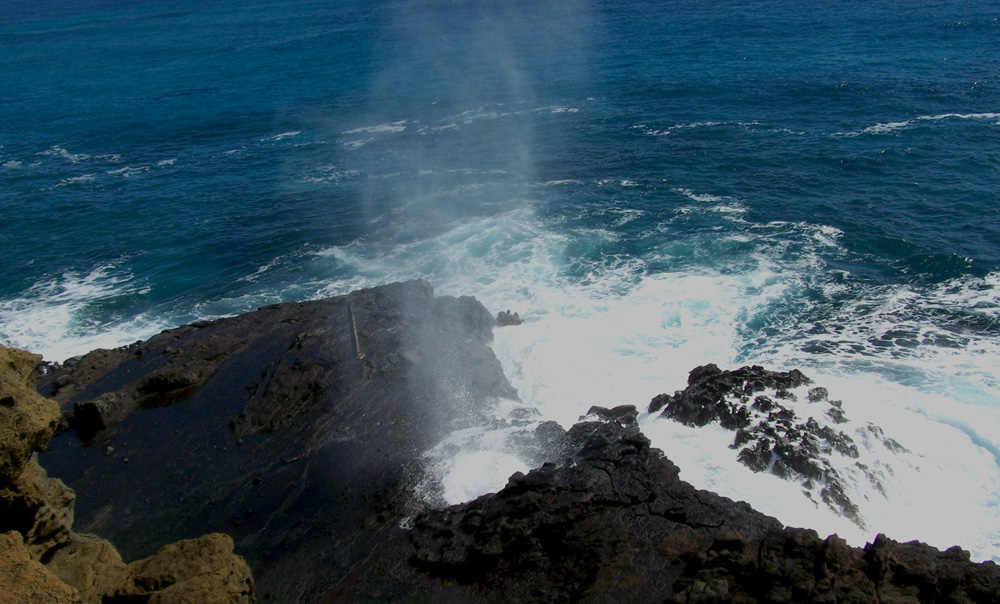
[
  {"x1": 328, "y1": 407, "x2": 1000, "y2": 603},
  {"x1": 0, "y1": 344, "x2": 253, "y2": 604},
  {"x1": 38, "y1": 280, "x2": 517, "y2": 602},
  {"x1": 24, "y1": 282, "x2": 1000, "y2": 603},
  {"x1": 649, "y1": 364, "x2": 906, "y2": 526}
]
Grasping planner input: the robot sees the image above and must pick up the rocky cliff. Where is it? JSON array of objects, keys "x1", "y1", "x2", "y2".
[
  {"x1": 21, "y1": 280, "x2": 1000, "y2": 602},
  {"x1": 0, "y1": 345, "x2": 254, "y2": 603}
]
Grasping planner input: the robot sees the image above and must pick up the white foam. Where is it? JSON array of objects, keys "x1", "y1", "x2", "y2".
[
  {"x1": 632, "y1": 121, "x2": 728, "y2": 137},
  {"x1": 263, "y1": 131, "x2": 301, "y2": 142},
  {"x1": 670, "y1": 120, "x2": 723, "y2": 130},
  {"x1": 539, "y1": 179, "x2": 584, "y2": 186},
  {"x1": 106, "y1": 166, "x2": 149, "y2": 177},
  {"x1": 841, "y1": 111, "x2": 1000, "y2": 137},
  {"x1": 418, "y1": 423, "x2": 533, "y2": 505},
  {"x1": 300, "y1": 166, "x2": 361, "y2": 184},
  {"x1": 861, "y1": 121, "x2": 911, "y2": 135},
  {"x1": 342, "y1": 121, "x2": 407, "y2": 135},
  {"x1": 609, "y1": 208, "x2": 644, "y2": 226},
  {"x1": 39, "y1": 145, "x2": 91, "y2": 163},
  {"x1": 38, "y1": 146, "x2": 121, "y2": 164},
  {"x1": 919, "y1": 112, "x2": 1000, "y2": 122},
  {"x1": 54, "y1": 174, "x2": 96, "y2": 187},
  {"x1": 2, "y1": 160, "x2": 22, "y2": 169},
  {"x1": 673, "y1": 187, "x2": 728, "y2": 203},
  {"x1": 0, "y1": 263, "x2": 169, "y2": 363}
]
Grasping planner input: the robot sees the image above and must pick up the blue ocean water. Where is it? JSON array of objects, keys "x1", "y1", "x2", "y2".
[{"x1": 2, "y1": 0, "x2": 999, "y2": 559}]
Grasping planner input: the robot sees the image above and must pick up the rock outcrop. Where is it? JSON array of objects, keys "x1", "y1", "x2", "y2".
[
  {"x1": 649, "y1": 364, "x2": 908, "y2": 527},
  {"x1": 25, "y1": 282, "x2": 1000, "y2": 603},
  {"x1": 323, "y1": 407, "x2": 1000, "y2": 603},
  {"x1": 0, "y1": 530, "x2": 79, "y2": 604},
  {"x1": 0, "y1": 344, "x2": 253, "y2": 603},
  {"x1": 38, "y1": 280, "x2": 517, "y2": 602},
  {"x1": 495, "y1": 310, "x2": 523, "y2": 327}
]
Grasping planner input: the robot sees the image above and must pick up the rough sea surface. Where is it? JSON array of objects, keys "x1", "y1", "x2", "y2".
[{"x1": 2, "y1": 0, "x2": 999, "y2": 561}]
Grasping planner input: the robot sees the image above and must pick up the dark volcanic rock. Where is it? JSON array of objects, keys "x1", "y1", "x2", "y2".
[
  {"x1": 31, "y1": 288, "x2": 1000, "y2": 603},
  {"x1": 1, "y1": 344, "x2": 254, "y2": 603},
  {"x1": 495, "y1": 310, "x2": 523, "y2": 327},
  {"x1": 649, "y1": 364, "x2": 898, "y2": 527},
  {"x1": 325, "y1": 408, "x2": 1000, "y2": 603},
  {"x1": 404, "y1": 408, "x2": 782, "y2": 602},
  {"x1": 38, "y1": 280, "x2": 518, "y2": 603}
]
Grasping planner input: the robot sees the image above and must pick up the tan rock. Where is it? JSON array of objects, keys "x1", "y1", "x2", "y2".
[
  {"x1": 0, "y1": 530, "x2": 78, "y2": 604},
  {"x1": 21, "y1": 457, "x2": 76, "y2": 560},
  {"x1": 1, "y1": 345, "x2": 254, "y2": 603},
  {"x1": 117, "y1": 533, "x2": 253, "y2": 604},
  {"x1": 0, "y1": 346, "x2": 61, "y2": 486},
  {"x1": 45, "y1": 533, "x2": 126, "y2": 603}
]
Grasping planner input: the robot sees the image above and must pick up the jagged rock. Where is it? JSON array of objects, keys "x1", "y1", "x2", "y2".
[
  {"x1": 329, "y1": 409, "x2": 1000, "y2": 603},
  {"x1": 0, "y1": 346, "x2": 75, "y2": 561},
  {"x1": 19, "y1": 458, "x2": 75, "y2": 560},
  {"x1": 402, "y1": 407, "x2": 782, "y2": 602},
  {"x1": 26, "y1": 284, "x2": 1000, "y2": 603},
  {"x1": 39, "y1": 280, "x2": 518, "y2": 602},
  {"x1": 45, "y1": 532, "x2": 128, "y2": 603},
  {"x1": 496, "y1": 310, "x2": 523, "y2": 327},
  {"x1": 649, "y1": 364, "x2": 881, "y2": 526},
  {"x1": 0, "y1": 530, "x2": 79, "y2": 604},
  {"x1": 114, "y1": 533, "x2": 253, "y2": 604},
  {"x1": 1, "y1": 347, "x2": 61, "y2": 486}
]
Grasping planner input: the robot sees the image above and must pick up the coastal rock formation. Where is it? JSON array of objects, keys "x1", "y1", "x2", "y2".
[
  {"x1": 38, "y1": 280, "x2": 518, "y2": 602},
  {"x1": 495, "y1": 309, "x2": 523, "y2": 326},
  {"x1": 326, "y1": 406, "x2": 1000, "y2": 603},
  {"x1": 0, "y1": 530, "x2": 78, "y2": 604},
  {"x1": 26, "y1": 282, "x2": 1000, "y2": 602},
  {"x1": 0, "y1": 344, "x2": 253, "y2": 603},
  {"x1": 649, "y1": 364, "x2": 904, "y2": 527}
]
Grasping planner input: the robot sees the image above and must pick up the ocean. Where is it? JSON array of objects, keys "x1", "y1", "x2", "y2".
[{"x1": 2, "y1": 0, "x2": 999, "y2": 561}]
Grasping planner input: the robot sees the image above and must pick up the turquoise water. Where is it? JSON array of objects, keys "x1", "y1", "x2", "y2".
[{"x1": 2, "y1": 0, "x2": 999, "y2": 559}]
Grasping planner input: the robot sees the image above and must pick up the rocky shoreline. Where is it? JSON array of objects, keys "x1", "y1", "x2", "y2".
[
  {"x1": 2, "y1": 280, "x2": 998, "y2": 602},
  {"x1": 0, "y1": 345, "x2": 253, "y2": 603}
]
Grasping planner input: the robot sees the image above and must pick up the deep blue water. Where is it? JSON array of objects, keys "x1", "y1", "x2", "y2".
[{"x1": 2, "y1": 0, "x2": 1000, "y2": 559}]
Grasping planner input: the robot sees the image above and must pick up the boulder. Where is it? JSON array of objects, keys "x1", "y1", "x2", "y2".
[
  {"x1": 115, "y1": 533, "x2": 253, "y2": 604},
  {"x1": 0, "y1": 530, "x2": 78, "y2": 604},
  {"x1": 44, "y1": 532, "x2": 127, "y2": 603},
  {"x1": 496, "y1": 310, "x2": 523, "y2": 327}
]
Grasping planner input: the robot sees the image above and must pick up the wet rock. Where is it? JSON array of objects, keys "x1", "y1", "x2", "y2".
[
  {"x1": 331, "y1": 410, "x2": 1000, "y2": 603},
  {"x1": 1, "y1": 344, "x2": 255, "y2": 603},
  {"x1": 496, "y1": 309, "x2": 523, "y2": 327},
  {"x1": 38, "y1": 281, "x2": 517, "y2": 603},
  {"x1": 384, "y1": 408, "x2": 784, "y2": 603},
  {"x1": 649, "y1": 364, "x2": 878, "y2": 526},
  {"x1": 24, "y1": 285, "x2": 1000, "y2": 603}
]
